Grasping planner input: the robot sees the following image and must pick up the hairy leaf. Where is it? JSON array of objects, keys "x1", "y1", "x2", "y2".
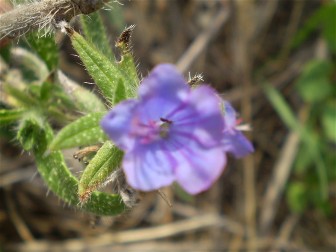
[
  {"x1": 57, "y1": 70, "x2": 106, "y2": 113},
  {"x1": 50, "y1": 112, "x2": 107, "y2": 150},
  {"x1": 25, "y1": 32, "x2": 58, "y2": 71},
  {"x1": 80, "y1": 12, "x2": 114, "y2": 59},
  {"x1": 17, "y1": 112, "x2": 47, "y2": 152},
  {"x1": 11, "y1": 47, "x2": 49, "y2": 84},
  {"x1": 79, "y1": 141, "x2": 123, "y2": 202},
  {"x1": 0, "y1": 109, "x2": 26, "y2": 124},
  {"x1": 116, "y1": 25, "x2": 139, "y2": 92},
  {"x1": 35, "y1": 124, "x2": 126, "y2": 215},
  {"x1": 3, "y1": 84, "x2": 36, "y2": 107},
  {"x1": 70, "y1": 31, "x2": 130, "y2": 105}
]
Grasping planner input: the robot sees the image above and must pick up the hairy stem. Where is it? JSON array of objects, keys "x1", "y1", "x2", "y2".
[{"x1": 0, "y1": 0, "x2": 107, "y2": 40}]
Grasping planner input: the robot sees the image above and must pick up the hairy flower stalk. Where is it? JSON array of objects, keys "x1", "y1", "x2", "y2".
[{"x1": 101, "y1": 64, "x2": 253, "y2": 194}]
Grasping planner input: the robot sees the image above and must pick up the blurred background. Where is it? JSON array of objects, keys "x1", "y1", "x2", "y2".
[{"x1": 0, "y1": 0, "x2": 335, "y2": 251}]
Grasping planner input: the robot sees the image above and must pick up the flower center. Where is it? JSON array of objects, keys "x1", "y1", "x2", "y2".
[
  {"x1": 159, "y1": 117, "x2": 173, "y2": 138},
  {"x1": 133, "y1": 117, "x2": 173, "y2": 144}
]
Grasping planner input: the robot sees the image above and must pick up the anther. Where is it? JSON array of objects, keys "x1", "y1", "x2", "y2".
[{"x1": 160, "y1": 118, "x2": 172, "y2": 124}]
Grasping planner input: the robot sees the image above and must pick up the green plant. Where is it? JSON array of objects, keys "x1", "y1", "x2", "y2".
[{"x1": 0, "y1": 11, "x2": 138, "y2": 216}]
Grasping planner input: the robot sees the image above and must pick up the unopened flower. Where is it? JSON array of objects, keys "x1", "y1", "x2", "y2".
[{"x1": 101, "y1": 64, "x2": 226, "y2": 194}]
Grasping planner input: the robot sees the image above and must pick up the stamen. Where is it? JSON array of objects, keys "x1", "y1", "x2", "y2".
[
  {"x1": 160, "y1": 117, "x2": 173, "y2": 124},
  {"x1": 159, "y1": 118, "x2": 172, "y2": 138},
  {"x1": 236, "y1": 124, "x2": 252, "y2": 131}
]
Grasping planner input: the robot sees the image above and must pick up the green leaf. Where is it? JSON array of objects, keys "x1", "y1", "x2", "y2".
[
  {"x1": 0, "y1": 109, "x2": 26, "y2": 124},
  {"x1": 80, "y1": 12, "x2": 114, "y2": 59},
  {"x1": 50, "y1": 112, "x2": 107, "y2": 150},
  {"x1": 320, "y1": 4, "x2": 336, "y2": 53},
  {"x1": 264, "y1": 85, "x2": 328, "y2": 200},
  {"x1": 296, "y1": 60, "x2": 332, "y2": 103},
  {"x1": 28, "y1": 84, "x2": 41, "y2": 99},
  {"x1": 291, "y1": 3, "x2": 336, "y2": 52},
  {"x1": 25, "y1": 32, "x2": 58, "y2": 71},
  {"x1": 116, "y1": 25, "x2": 140, "y2": 90},
  {"x1": 78, "y1": 141, "x2": 123, "y2": 202},
  {"x1": 293, "y1": 143, "x2": 314, "y2": 174},
  {"x1": 35, "y1": 125, "x2": 126, "y2": 216},
  {"x1": 113, "y1": 78, "x2": 127, "y2": 104},
  {"x1": 57, "y1": 70, "x2": 106, "y2": 113},
  {"x1": 11, "y1": 47, "x2": 49, "y2": 84},
  {"x1": 0, "y1": 43, "x2": 11, "y2": 62},
  {"x1": 17, "y1": 112, "x2": 48, "y2": 152},
  {"x1": 4, "y1": 83, "x2": 37, "y2": 107},
  {"x1": 40, "y1": 81, "x2": 53, "y2": 102},
  {"x1": 70, "y1": 31, "x2": 135, "y2": 105},
  {"x1": 322, "y1": 101, "x2": 336, "y2": 142},
  {"x1": 48, "y1": 85, "x2": 79, "y2": 116},
  {"x1": 117, "y1": 54, "x2": 139, "y2": 95},
  {"x1": 264, "y1": 85, "x2": 299, "y2": 130},
  {"x1": 287, "y1": 182, "x2": 307, "y2": 213}
]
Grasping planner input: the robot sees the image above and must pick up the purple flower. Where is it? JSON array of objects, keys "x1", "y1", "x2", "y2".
[
  {"x1": 101, "y1": 64, "x2": 226, "y2": 194},
  {"x1": 221, "y1": 101, "x2": 254, "y2": 158}
]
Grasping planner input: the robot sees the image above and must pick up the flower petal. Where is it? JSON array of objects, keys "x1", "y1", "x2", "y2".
[
  {"x1": 171, "y1": 140, "x2": 226, "y2": 194},
  {"x1": 136, "y1": 94, "x2": 187, "y2": 124},
  {"x1": 138, "y1": 64, "x2": 189, "y2": 101},
  {"x1": 222, "y1": 131, "x2": 254, "y2": 158},
  {"x1": 122, "y1": 142, "x2": 175, "y2": 191},
  {"x1": 100, "y1": 100, "x2": 138, "y2": 150},
  {"x1": 223, "y1": 101, "x2": 237, "y2": 130},
  {"x1": 171, "y1": 85, "x2": 224, "y2": 148},
  {"x1": 135, "y1": 64, "x2": 192, "y2": 123}
]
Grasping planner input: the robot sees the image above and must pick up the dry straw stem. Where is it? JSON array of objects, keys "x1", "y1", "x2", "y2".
[
  {"x1": 176, "y1": 6, "x2": 229, "y2": 73},
  {"x1": 232, "y1": 1, "x2": 256, "y2": 251},
  {"x1": 259, "y1": 130, "x2": 301, "y2": 234},
  {"x1": 7, "y1": 214, "x2": 243, "y2": 251},
  {"x1": 0, "y1": 0, "x2": 108, "y2": 40},
  {"x1": 4, "y1": 188, "x2": 34, "y2": 242}
]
